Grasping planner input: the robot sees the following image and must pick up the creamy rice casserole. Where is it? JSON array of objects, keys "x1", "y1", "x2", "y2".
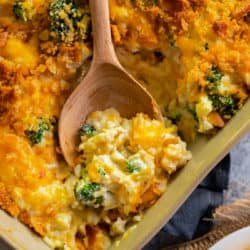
[{"x1": 0, "y1": 0, "x2": 249, "y2": 249}]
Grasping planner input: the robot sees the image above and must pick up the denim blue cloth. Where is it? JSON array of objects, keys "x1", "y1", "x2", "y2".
[{"x1": 144, "y1": 154, "x2": 231, "y2": 250}]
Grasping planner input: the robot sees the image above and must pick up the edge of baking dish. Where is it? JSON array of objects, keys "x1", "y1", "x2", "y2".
[{"x1": 0, "y1": 99, "x2": 250, "y2": 250}]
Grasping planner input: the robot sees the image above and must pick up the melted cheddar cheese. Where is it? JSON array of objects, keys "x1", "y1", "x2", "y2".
[
  {"x1": 0, "y1": 0, "x2": 249, "y2": 249},
  {"x1": 74, "y1": 108, "x2": 190, "y2": 223},
  {"x1": 110, "y1": 0, "x2": 250, "y2": 141}
]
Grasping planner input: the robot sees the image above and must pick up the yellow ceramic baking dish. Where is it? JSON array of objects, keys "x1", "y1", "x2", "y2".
[{"x1": 0, "y1": 99, "x2": 249, "y2": 250}]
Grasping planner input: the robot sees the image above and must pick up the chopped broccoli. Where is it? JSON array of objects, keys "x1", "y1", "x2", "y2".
[
  {"x1": 24, "y1": 130, "x2": 42, "y2": 145},
  {"x1": 204, "y1": 65, "x2": 238, "y2": 118},
  {"x1": 24, "y1": 118, "x2": 50, "y2": 145},
  {"x1": 98, "y1": 167, "x2": 106, "y2": 176},
  {"x1": 127, "y1": 159, "x2": 141, "y2": 173},
  {"x1": 206, "y1": 65, "x2": 223, "y2": 94},
  {"x1": 13, "y1": 1, "x2": 30, "y2": 21},
  {"x1": 38, "y1": 118, "x2": 50, "y2": 131},
  {"x1": 80, "y1": 167, "x2": 88, "y2": 178},
  {"x1": 74, "y1": 180, "x2": 103, "y2": 207},
  {"x1": 49, "y1": 0, "x2": 90, "y2": 43},
  {"x1": 80, "y1": 123, "x2": 97, "y2": 137},
  {"x1": 207, "y1": 65, "x2": 223, "y2": 83},
  {"x1": 208, "y1": 94, "x2": 237, "y2": 117},
  {"x1": 75, "y1": 181, "x2": 100, "y2": 201},
  {"x1": 186, "y1": 104, "x2": 198, "y2": 122}
]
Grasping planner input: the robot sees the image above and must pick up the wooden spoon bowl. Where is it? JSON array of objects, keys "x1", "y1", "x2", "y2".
[{"x1": 58, "y1": 0, "x2": 163, "y2": 166}]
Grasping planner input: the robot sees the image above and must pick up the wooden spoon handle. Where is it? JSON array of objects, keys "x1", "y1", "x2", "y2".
[{"x1": 90, "y1": 0, "x2": 118, "y2": 65}]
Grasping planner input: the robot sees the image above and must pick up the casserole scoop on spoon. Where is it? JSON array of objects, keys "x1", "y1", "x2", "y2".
[{"x1": 58, "y1": 0, "x2": 163, "y2": 166}]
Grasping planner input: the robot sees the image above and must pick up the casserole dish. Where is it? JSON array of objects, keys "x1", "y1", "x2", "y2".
[
  {"x1": 0, "y1": 99, "x2": 249, "y2": 249},
  {"x1": 0, "y1": 0, "x2": 250, "y2": 249}
]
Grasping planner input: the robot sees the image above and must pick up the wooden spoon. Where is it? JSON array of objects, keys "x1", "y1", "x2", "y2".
[{"x1": 58, "y1": 0, "x2": 163, "y2": 166}]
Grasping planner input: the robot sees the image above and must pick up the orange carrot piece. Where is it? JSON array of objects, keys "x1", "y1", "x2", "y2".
[{"x1": 208, "y1": 112, "x2": 225, "y2": 127}]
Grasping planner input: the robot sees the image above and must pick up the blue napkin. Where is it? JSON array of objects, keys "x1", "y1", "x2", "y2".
[{"x1": 144, "y1": 154, "x2": 230, "y2": 250}]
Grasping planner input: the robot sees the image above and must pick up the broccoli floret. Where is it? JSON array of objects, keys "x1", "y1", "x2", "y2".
[
  {"x1": 75, "y1": 181, "x2": 100, "y2": 201},
  {"x1": 74, "y1": 180, "x2": 103, "y2": 207},
  {"x1": 127, "y1": 159, "x2": 141, "y2": 173},
  {"x1": 208, "y1": 94, "x2": 237, "y2": 117},
  {"x1": 24, "y1": 118, "x2": 50, "y2": 145},
  {"x1": 79, "y1": 123, "x2": 97, "y2": 137},
  {"x1": 205, "y1": 65, "x2": 238, "y2": 118},
  {"x1": 24, "y1": 130, "x2": 43, "y2": 145},
  {"x1": 205, "y1": 65, "x2": 226, "y2": 98},
  {"x1": 13, "y1": 1, "x2": 30, "y2": 21},
  {"x1": 206, "y1": 65, "x2": 223, "y2": 83},
  {"x1": 38, "y1": 118, "x2": 50, "y2": 131},
  {"x1": 49, "y1": 0, "x2": 90, "y2": 43},
  {"x1": 98, "y1": 167, "x2": 106, "y2": 176},
  {"x1": 80, "y1": 167, "x2": 88, "y2": 178}
]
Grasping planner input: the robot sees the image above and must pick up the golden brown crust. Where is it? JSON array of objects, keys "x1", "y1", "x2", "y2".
[
  {"x1": 0, "y1": 58, "x2": 15, "y2": 83},
  {"x1": 234, "y1": 1, "x2": 250, "y2": 19},
  {"x1": 111, "y1": 25, "x2": 121, "y2": 45},
  {"x1": 18, "y1": 211, "x2": 32, "y2": 228},
  {"x1": 19, "y1": 211, "x2": 46, "y2": 236},
  {"x1": 0, "y1": 1, "x2": 248, "y2": 249},
  {"x1": 59, "y1": 43, "x2": 83, "y2": 64},
  {"x1": 0, "y1": 182, "x2": 20, "y2": 217},
  {"x1": 0, "y1": 31, "x2": 8, "y2": 48},
  {"x1": 213, "y1": 21, "x2": 228, "y2": 37},
  {"x1": 0, "y1": 59, "x2": 17, "y2": 125}
]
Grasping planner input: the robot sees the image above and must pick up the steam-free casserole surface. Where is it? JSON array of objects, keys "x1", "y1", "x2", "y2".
[
  {"x1": 0, "y1": 101, "x2": 249, "y2": 250},
  {"x1": 0, "y1": 0, "x2": 249, "y2": 249}
]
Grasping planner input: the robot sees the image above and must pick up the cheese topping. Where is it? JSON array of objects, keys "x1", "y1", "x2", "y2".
[
  {"x1": 0, "y1": 0, "x2": 249, "y2": 249},
  {"x1": 75, "y1": 109, "x2": 191, "y2": 217}
]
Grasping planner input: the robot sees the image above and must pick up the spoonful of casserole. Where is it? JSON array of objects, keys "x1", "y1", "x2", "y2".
[{"x1": 58, "y1": 0, "x2": 163, "y2": 166}]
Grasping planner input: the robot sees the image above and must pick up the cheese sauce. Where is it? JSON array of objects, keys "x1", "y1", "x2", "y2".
[{"x1": 0, "y1": 0, "x2": 249, "y2": 249}]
